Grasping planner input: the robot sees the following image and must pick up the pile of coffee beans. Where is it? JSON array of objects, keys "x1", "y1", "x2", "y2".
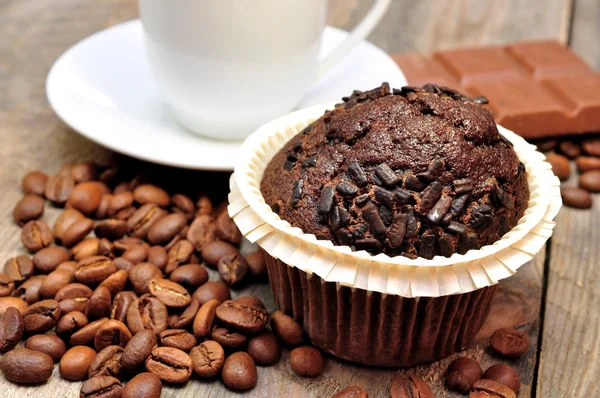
[
  {"x1": 1, "y1": 161, "x2": 327, "y2": 396},
  {"x1": 534, "y1": 136, "x2": 600, "y2": 209}
]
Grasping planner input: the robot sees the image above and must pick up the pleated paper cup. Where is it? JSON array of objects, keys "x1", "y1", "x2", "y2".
[{"x1": 229, "y1": 103, "x2": 561, "y2": 366}]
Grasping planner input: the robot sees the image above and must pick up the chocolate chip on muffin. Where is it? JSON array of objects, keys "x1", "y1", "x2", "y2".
[{"x1": 260, "y1": 83, "x2": 529, "y2": 259}]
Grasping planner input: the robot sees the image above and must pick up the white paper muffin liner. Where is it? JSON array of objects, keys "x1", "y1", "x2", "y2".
[{"x1": 228, "y1": 103, "x2": 562, "y2": 298}]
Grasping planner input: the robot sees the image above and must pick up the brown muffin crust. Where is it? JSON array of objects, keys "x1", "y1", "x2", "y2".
[{"x1": 260, "y1": 84, "x2": 529, "y2": 259}]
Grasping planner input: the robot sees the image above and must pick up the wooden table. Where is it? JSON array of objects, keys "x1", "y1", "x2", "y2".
[{"x1": 0, "y1": 1, "x2": 598, "y2": 397}]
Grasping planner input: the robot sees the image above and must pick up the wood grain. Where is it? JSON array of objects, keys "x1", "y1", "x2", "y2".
[
  {"x1": 0, "y1": 0, "x2": 584, "y2": 396},
  {"x1": 536, "y1": 167, "x2": 600, "y2": 398},
  {"x1": 569, "y1": 0, "x2": 600, "y2": 68}
]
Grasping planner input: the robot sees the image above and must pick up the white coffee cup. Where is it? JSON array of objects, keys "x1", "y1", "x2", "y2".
[{"x1": 139, "y1": 0, "x2": 390, "y2": 140}]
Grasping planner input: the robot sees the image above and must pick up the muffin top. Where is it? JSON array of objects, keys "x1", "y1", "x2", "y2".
[{"x1": 260, "y1": 84, "x2": 529, "y2": 259}]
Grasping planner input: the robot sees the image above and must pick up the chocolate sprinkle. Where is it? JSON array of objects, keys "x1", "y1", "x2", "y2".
[
  {"x1": 438, "y1": 235, "x2": 455, "y2": 257},
  {"x1": 362, "y1": 203, "x2": 386, "y2": 236},
  {"x1": 417, "y1": 159, "x2": 444, "y2": 181},
  {"x1": 406, "y1": 210, "x2": 418, "y2": 238},
  {"x1": 351, "y1": 223, "x2": 368, "y2": 239},
  {"x1": 379, "y1": 205, "x2": 394, "y2": 226},
  {"x1": 336, "y1": 181, "x2": 359, "y2": 196},
  {"x1": 374, "y1": 186, "x2": 395, "y2": 208},
  {"x1": 419, "y1": 233, "x2": 437, "y2": 259},
  {"x1": 427, "y1": 195, "x2": 453, "y2": 224},
  {"x1": 394, "y1": 188, "x2": 413, "y2": 204},
  {"x1": 386, "y1": 214, "x2": 408, "y2": 249},
  {"x1": 404, "y1": 175, "x2": 427, "y2": 191},
  {"x1": 348, "y1": 162, "x2": 368, "y2": 187},
  {"x1": 447, "y1": 221, "x2": 467, "y2": 235},
  {"x1": 301, "y1": 156, "x2": 317, "y2": 168},
  {"x1": 355, "y1": 238, "x2": 382, "y2": 252},
  {"x1": 290, "y1": 179, "x2": 303, "y2": 208},
  {"x1": 375, "y1": 163, "x2": 402, "y2": 186},
  {"x1": 453, "y1": 178, "x2": 474, "y2": 194},
  {"x1": 317, "y1": 185, "x2": 335, "y2": 216},
  {"x1": 283, "y1": 160, "x2": 295, "y2": 171},
  {"x1": 492, "y1": 182, "x2": 515, "y2": 209},
  {"x1": 419, "y1": 181, "x2": 443, "y2": 212},
  {"x1": 450, "y1": 194, "x2": 469, "y2": 217},
  {"x1": 459, "y1": 233, "x2": 478, "y2": 253},
  {"x1": 330, "y1": 206, "x2": 350, "y2": 232},
  {"x1": 355, "y1": 194, "x2": 370, "y2": 207}
]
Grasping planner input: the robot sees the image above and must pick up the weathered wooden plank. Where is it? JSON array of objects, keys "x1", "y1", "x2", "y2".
[
  {"x1": 537, "y1": 175, "x2": 600, "y2": 397},
  {"x1": 569, "y1": 0, "x2": 600, "y2": 68},
  {"x1": 329, "y1": 0, "x2": 569, "y2": 54}
]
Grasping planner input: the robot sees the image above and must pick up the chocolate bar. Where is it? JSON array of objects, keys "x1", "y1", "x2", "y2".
[{"x1": 394, "y1": 41, "x2": 600, "y2": 139}]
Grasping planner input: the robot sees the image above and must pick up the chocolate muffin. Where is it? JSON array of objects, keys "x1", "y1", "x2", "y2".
[{"x1": 260, "y1": 83, "x2": 529, "y2": 259}]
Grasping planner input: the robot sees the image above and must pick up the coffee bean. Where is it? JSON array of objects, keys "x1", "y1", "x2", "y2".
[
  {"x1": 170, "y1": 194, "x2": 195, "y2": 219},
  {"x1": 470, "y1": 379, "x2": 516, "y2": 398},
  {"x1": 22, "y1": 299, "x2": 60, "y2": 333},
  {"x1": 56, "y1": 310, "x2": 88, "y2": 339},
  {"x1": 127, "y1": 296, "x2": 168, "y2": 334},
  {"x1": 221, "y1": 351, "x2": 257, "y2": 390},
  {"x1": 85, "y1": 286, "x2": 112, "y2": 319},
  {"x1": 546, "y1": 153, "x2": 571, "y2": 181},
  {"x1": 75, "y1": 256, "x2": 117, "y2": 285},
  {"x1": 21, "y1": 220, "x2": 53, "y2": 253},
  {"x1": 0, "y1": 297, "x2": 28, "y2": 315},
  {"x1": 134, "y1": 184, "x2": 170, "y2": 207},
  {"x1": 68, "y1": 181, "x2": 107, "y2": 214},
  {"x1": 129, "y1": 262, "x2": 162, "y2": 295},
  {"x1": 99, "y1": 269, "x2": 128, "y2": 296},
  {"x1": 94, "y1": 319, "x2": 132, "y2": 351},
  {"x1": 114, "y1": 237, "x2": 149, "y2": 252},
  {"x1": 122, "y1": 372, "x2": 163, "y2": 398},
  {"x1": 582, "y1": 138, "x2": 600, "y2": 156},
  {"x1": 483, "y1": 364, "x2": 520, "y2": 393},
  {"x1": 109, "y1": 191, "x2": 134, "y2": 216},
  {"x1": 146, "y1": 213, "x2": 187, "y2": 245},
  {"x1": 69, "y1": 317, "x2": 108, "y2": 346},
  {"x1": 332, "y1": 386, "x2": 369, "y2": 398},
  {"x1": 579, "y1": 169, "x2": 600, "y2": 192},
  {"x1": 270, "y1": 310, "x2": 304, "y2": 346},
  {"x1": 391, "y1": 374, "x2": 434, "y2": 398},
  {"x1": 60, "y1": 345, "x2": 98, "y2": 381},
  {"x1": 0, "y1": 307, "x2": 24, "y2": 352},
  {"x1": 290, "y1": 346, "x2": 324, "y2": 377},
  {"x1": 159, "y1": 329, "x2": 197, "y2": 352},
  {"x1": 218, "y1": 252, "x2": 249, "y2": 287},
  {"x1": 70, "y1": 162, "x2": 98, "y2": 183},
  {"x1": 1, "y1": 348, "x2": 54, "y2": 384},
  {"x1": 147, "y1": 246, "x2": 168, "y2": 271},
  {"x1": 56, "y1": 260, "x2": 79, "y2": 273},
  {"x1": 201, "y1": 241, "x2": 239, "y2": 269},
  {"x1": 94, "y1": 193, "x2": 112, "y2": 219},
  {"x1": 169, "y1": 264, "x2": 208, "y2": 290},
  {"x1": 39, "y1": 269, "x2": 73, "y2": 298},
  {"x1": 148, "y1": 277, "x2": 191, "y2": 308},
  {"x1": 533, "y1": 139, "x2": 557, "y2": 152},
  {"x1": 248, "y1": 329, "x2": 281, "y2": 366},
  {"x1": 211, "y1": 327, "x2": 247, "y2": 350},
  {"x1": 56, "y1": 282, "x2": 93, "y2": 301},
  {"x1": 110, "y1": 291, "x2": 137, "y2": 323},
  {"x1": 192, "y1": 283, "x2": 229, "y2": 306},
  {"x1": 122, "y1": 244, "x2": 149, "y2": 264},
  {"x1": 121, "y1": 330, "x2": 157, "y2": 372},
  {"x1": 0, "y1": 273, "x2": 15, "y2": 297},
  {"x1": 13, "y1": 194, "x2": 45, "y2": 226},
  {"x1": 113, "y1": 257, "x2": 134, "y2": 273},
  {"x1": 95, "y1": 219, "x2": 128, "y2": 241},
  {"x1": 45, "y1": 174, "x2": 75, "y2": 205},
  {"x1": 14, "y1": 276, "x2": 44, "y2": 306},
  {"x1": 234, "y1": 296, "x2": 265, "y2": 308},
  {"x1": 165, "y1": 239, "x2": 194, "y2": 274},
  {"x1": 490, "y1": 327, "x2": 529, "y2": 358},
  {"x1": 244, "y1": 251, "x2": 267, "y2": 280},
  {"x1": 53, "y1": 209, "x2": 84, "y2": 244},
  {"x1": 187, "y1": 215, "x2": 216, "y2": 251},
  {"x1": 446, "y1": 358, "x2": 483, "y2": 393},
  {"x1": 561, "y1": 186, "x2": 592, "y2": 209},
  {"x1": 215, "y1": 300, "x2": 268, "y2": 334},
  {"x1": 24, "y1": 334, "x2": 66, "y2": 362},
  {"x1": 145, "y1": 346, "x2": 192, "y2": 384},
  {"x1": 80, "y1": 375, "x2": 123, "y2": 398},
  {"x1": 215, "y1": 211, "x2": 242, "y2": 245},
  {"x1": 127, "y1": 204, "x2": 168, "y2": 239},
  {"x1": 189, "y1": 340, "x2": 225, "y2": 378},
  {"x1": 192, "y1": 299, "x2": 220, "y2": 338},
  {"x1": 88, "y1": 345, "x2": 124, "y2": 378},
  {"x1": 33, "y1": 246, "x2": 71, "y2": 274},
  {"x1": 71, "y1": 238, "x2": 111, "y2": 261},
  {"x1": 169, "y1": 298, "x2": 200, "y2": 329},
  {"x1": 4, "y1": 255, "x2": 34, "y2": 283},
  {"x1": 576, "y1": 156, "x2": 600, "y2": 173},
  {"x1": 22, "y1": 170, "x2": 48, "y2": 196},
  {"x1": 559, "y1": 140, "x2": 582, "y2": 158}
]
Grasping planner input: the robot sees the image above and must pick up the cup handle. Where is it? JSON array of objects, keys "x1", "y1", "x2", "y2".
[{"x1": 316, "y1": 0, "x2": 391, "y2": 79}]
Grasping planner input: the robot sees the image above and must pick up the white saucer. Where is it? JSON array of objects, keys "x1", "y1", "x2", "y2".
[{"x1": 47, "y1": 20, "x2": 407, "y2": 171}]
